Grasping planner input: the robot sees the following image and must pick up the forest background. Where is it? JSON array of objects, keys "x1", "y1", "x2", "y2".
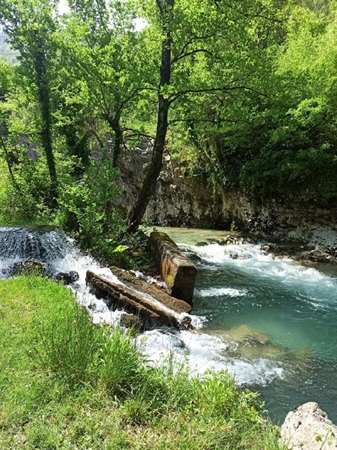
[{"x1": 0, "y1": 0, "x2": 337, "y2": 261}]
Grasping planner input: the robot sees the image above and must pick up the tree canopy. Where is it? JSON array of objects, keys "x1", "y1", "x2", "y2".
[{"x1": 1, "y1": 0, "x2": 337, "y2": 240}]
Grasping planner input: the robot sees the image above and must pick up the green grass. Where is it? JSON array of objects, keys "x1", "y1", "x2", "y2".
[{"x1": 0, "y1": 276, "x2": 285, "y2": 449}]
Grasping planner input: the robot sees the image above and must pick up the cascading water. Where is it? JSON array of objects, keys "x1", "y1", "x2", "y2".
[
  {"x1": 0, "y1": 227, "x2": 123, "y2": 324},
  {"x1": 1, "y1": 226, "x2": 336, "y2": 425}
]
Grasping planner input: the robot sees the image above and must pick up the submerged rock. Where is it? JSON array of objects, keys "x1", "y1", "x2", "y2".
[
  {"x1": 223, "y1": 324, "x2": 270, "y2": 345},
  {"x1": 120, "y1": 313, "x2": 143, "y2": 332},
  {"x1": 207, "y1": 325, "x2": 287, "y2": 359},
  {"x1": 281, "y1": 402, "x2": 337, "y2": 450}
]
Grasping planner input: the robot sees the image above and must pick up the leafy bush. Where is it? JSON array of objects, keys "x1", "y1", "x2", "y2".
[
  {"x1": 58, "y1": 153, "x2": 127, "y2": 261},
  {"x1": 0, "y1": 149, "x2": 56, "y2": 223}
]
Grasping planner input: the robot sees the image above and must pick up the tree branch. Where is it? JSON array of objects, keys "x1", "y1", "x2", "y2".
[
  {"x1": 213, "y1": 1, "x2": 285, "y2": 24},
  {"x1": 168, "y1": 85, "x2": 269, "y2": 104},
  {"x1": 172, "y1": 48, "x2": 213, "y2": 64},
  {"x1": 124, "y1": 128, "x2": 155, "y2": 140}
]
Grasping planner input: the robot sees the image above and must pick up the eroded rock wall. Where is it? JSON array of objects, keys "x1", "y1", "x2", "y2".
[
  {"x1": 117, "y1": 142, "x2": 230, "y2": 229},
  {"x1": 117, "y1": 144, "x2": 337, "y2": 246}
]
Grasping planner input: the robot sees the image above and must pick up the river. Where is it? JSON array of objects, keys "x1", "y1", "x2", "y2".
[
  {"x1": 157, "y1": 227, "x2": 337, "y2": 425},
  {"x1": 1, "y1": 226, "x2": 336, "y2": 425}
]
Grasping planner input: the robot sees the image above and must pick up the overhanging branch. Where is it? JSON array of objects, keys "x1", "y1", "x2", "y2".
[
  {"x1": 168, "y1": 85, "x2": 269, "y2": 104},
  {"x1": 172, "y1": 48, "x2": 213, "y2": 64}
]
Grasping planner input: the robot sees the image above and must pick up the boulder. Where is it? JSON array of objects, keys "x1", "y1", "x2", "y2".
[
  {"x1": 55, "y1": 271, "x2": 79, "y2": 285},
  {"x1": 298, "y1": 247, "x2": 337, "y2": 264},
  {"x1": 148, "y1": 231, "x2": 197, "y2": 304},
  {"x1": 9, "y1": 260, "x2": 47, "y2": 277},
  {"x1": 280, "y1": 402, "x2": 337, "y2": 450},
  {"x1": 120, "y1": 313, "x2": 143, "y2": 332}
]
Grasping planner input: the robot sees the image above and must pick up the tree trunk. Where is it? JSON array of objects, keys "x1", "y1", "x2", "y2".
[
  {"x1": 0, "y1": 133, "x2": 18, "y2": 188},
  {"x1": 107, "y1": 116, "x2": 123, "y2": 167},
  {"x1": 127, "y1": 0, "x2": 173, "y2": 233},
  {"x1": 34, "y1": 48, "x2": 58, "y2": 205}
]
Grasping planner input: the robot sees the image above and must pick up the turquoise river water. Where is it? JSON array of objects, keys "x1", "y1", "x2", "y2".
[{"x1": 159, "y1": 227, "x2": 337, "y2": 425}]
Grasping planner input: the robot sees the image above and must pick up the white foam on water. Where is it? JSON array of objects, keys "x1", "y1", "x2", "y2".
[
  {"x1": 199, "y1": 287, "x2": 248, "y2": 298},
  {"x1": 188, "y1": 243, "x2": 271, "y2": 264},
  {"x1": 178, "y1": 312, "x2": 208, "y2": 329},
  {"x1": 135, "y1": 329, "x2": 284, "y2": 386},
  {"x1": 132, "y1": 270, "x2": 167, "y2": 289},
  {"x1": 0, "y1": 257, "x2": 21, "y2": 279},
  {"x1": 76, "y1": 290, "x2": 123, "y2": 326},
  {"x1": 187, "y1": 242, "x2": 337, "y2": 292}
]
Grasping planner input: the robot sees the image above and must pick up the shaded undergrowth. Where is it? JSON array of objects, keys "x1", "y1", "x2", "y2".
[{"x1": 0, "y1": 276, "x2": 285, "y2": 449}]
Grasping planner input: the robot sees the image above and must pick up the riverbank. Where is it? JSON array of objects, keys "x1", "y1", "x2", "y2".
[{"x1": 0, "y1": 275, "x2": 284, "y2": 450}]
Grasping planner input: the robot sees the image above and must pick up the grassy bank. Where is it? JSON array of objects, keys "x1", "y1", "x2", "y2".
[{"x1": 0, "y1": 276, "x2": 285, "y2": 449}]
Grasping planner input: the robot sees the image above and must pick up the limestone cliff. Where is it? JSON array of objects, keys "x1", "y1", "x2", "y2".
[{"x1": 117, "y1": 142, "x2": 337, "y2": 248}]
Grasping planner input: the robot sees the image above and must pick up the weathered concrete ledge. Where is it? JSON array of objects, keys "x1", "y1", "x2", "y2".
[
  {"x1": 110, "y1": 266, "x2": 192, "y2": 314},
  {"x1": 86, "y1": 270, "x2": 192, "y2": 329},
  {"x1": 280, "y1": 402, "x2": 337, "y2": 450},
  {"x1": 148, "y1": 231, "x2": 197, "y2": 304}
]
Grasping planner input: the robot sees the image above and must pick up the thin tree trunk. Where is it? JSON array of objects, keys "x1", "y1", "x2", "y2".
[
  {"x1": 127, "y1": 0, "x2": 173, "y2": 233},
  {"x1": 0, "y1": 133, "x2": 19, "y2": 189},
  {"x1": 34, "y1": 48, "x2": 58, "y2": 205},
  {"x1": 107, "y1": 116, "x2": 123, "y2": 167}
]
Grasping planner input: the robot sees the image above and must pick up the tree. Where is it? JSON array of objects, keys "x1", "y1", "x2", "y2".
[
  {"x1": 127, "y1": 0, "x2": 282, "y2": 231},
  {"x1": 58, "y1": 0, "x2": 148, "y2": 167},
  {"x1": 0, "y1": 0, "x2": 59, "y2": 204},
  {"x1": 0, "y1": 56, "x2": 17, "y2": 185}
]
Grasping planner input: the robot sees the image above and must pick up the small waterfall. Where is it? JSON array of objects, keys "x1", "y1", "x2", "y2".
[{"x1": 0, "y1": 227, "x2": 68, "y2": 261}]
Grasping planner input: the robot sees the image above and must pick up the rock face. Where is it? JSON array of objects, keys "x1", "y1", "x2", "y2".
[
  {"x1": 116, "y1": 143, "x2": 229, "y2": 229},
  {"x1": 148, "y1": 232, "x2": 197, "y2": 304},
  {"x1": 116, "y1": 145, "x2": 337, "y2": 249},
  {"x1": 280, "y1": 402, "x2": 337, "y2": 450}
]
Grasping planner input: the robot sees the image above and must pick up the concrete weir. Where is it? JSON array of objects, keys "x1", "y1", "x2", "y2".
[
  {"x1": 148, "y1": 231, "x2": 197, "y2": 304},
  {"x1": 86, "y1": 266, "x2": 192, "y2": 329},
  {"x1": 86, "y1": 232, "x2": 196, "y2": 328}
]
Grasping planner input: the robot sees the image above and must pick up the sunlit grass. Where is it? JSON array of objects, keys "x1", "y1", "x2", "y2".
[{"x1": 0, "y1": 276, "x2": 285, "y2": 449}]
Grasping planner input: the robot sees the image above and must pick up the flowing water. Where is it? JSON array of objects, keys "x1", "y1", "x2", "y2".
[
  {"x1": 1, "y1": 226, "x2": 337, "y2": 425},
  {"x1": 158, "y1": 227, "x2": 337, "y2": 425}
]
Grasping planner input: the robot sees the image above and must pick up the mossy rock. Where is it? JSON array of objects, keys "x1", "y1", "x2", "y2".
[{"x1": 10, "y1": 260, "x2": 47, "y2": 277}]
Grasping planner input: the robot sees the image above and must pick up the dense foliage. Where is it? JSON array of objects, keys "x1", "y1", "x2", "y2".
[{"x1": 1, "y1": 0, "x2": 337, "y2": 240}]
